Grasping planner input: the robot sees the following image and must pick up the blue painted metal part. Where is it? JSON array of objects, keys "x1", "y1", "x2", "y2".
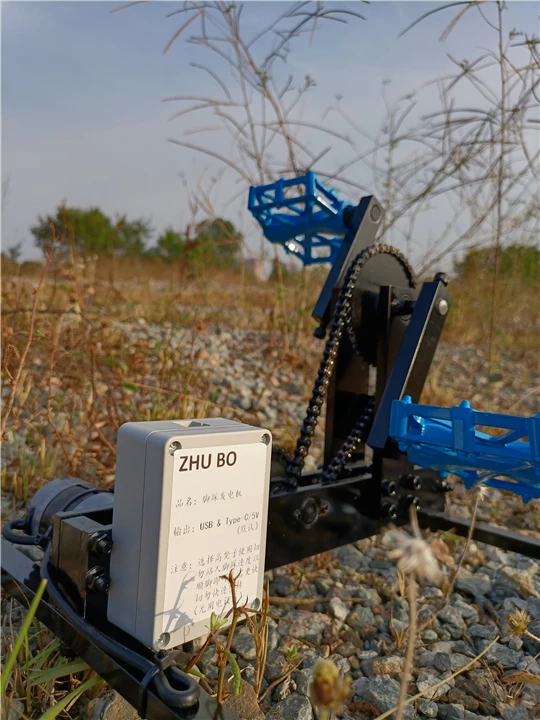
[
  {"x1": 248, "y1": 172, "x2": 352, "y2": 266},
  {"x1": 390, "y1": 397, "x2": 540, "y2": 503}
]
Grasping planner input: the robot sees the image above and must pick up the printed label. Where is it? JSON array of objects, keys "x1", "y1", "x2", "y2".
[{"x1": 160, "y1": 442, "x2": 267, "y2": 637}]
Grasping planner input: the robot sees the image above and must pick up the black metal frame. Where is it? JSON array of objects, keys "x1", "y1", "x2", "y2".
[
  {"x1": 2, "y1": 191, "x2": 539, "y2": 720},
  {"x1": 1, "y1": 541, "x2": 238, "y2": 720},
  {"x1": 264, "y1": 260, "x2": 540, "y2": 569},
  {"x1": 419, "y1": 511, "x2": 540, "y2": 560}
]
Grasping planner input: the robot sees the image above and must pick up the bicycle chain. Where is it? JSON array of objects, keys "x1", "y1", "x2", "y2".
[{"x1": 284, "y1": 243, "x2": 416, "y2": 490}]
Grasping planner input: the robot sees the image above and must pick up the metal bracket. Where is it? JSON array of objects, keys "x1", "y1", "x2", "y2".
[
  {"x1": 368, "y1": 274, "x2": 451, "y2": 450},
  {"x1": 419, "y1": 511, "x2": 540, "y2": 560},
  {"x1": 1, "y1": 540, "x2": 238, "y2": 720}
]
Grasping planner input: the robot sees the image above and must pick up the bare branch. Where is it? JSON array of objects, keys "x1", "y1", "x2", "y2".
[
  {"x1": 110, "y1": 0, "x2": 148, "y2": 14},
  {"x1": 398, "y1": 1, "x2": 479, "y2": 38},
  {"x1": 164, "y1": 10, "x2": 204, "y2": 55},
  {"x1": 167, "y1": 138, "x2": 252, "y2": 182}
]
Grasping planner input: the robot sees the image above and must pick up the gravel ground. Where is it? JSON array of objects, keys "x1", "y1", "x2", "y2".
[
  {"x1": 257, "y1": 532, "x2": 540, "y2": 720},
  {"x1": 87, "y1": 530, "x2": 540, "y2": 720},
  {"x1": 2, "y1": 319, "x2": 539, "y2": 719}
]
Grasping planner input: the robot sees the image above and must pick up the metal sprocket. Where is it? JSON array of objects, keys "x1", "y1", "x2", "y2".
[
  {"x1": 347, "y1": 245, "x2": 416, "y2": 365},
  {"x1": 285, "y1": 243, "x2": 416, "y2": 489}
]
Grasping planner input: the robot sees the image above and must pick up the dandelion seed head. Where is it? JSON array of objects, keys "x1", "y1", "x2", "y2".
[
  {"x1": 475, "y1": 484, "x2": 490, "y2": 500},
  {"x1": 388, "y1": 531, "x2": 441, "y2": 583}
]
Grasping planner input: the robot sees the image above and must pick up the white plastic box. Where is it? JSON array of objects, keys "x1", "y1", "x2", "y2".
[{"x1": 107, "y1": 418, "x2": 272, "y2": 649}]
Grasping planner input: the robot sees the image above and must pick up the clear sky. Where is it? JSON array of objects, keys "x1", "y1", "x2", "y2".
[{"x1": 2, "y1": 1, "x2": 538, "y2": 262}]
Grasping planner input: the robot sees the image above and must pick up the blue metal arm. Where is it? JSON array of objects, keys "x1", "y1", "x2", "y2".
[
  {"x1": 390, "y1": 397, "x2": 540, "y2": 503},
  {"x1": 248, "y1": 172, "x2": 352, "y2": 266}
]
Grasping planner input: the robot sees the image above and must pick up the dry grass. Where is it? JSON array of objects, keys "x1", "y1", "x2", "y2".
[
  {"x1": 1, "y1": 255, "x2": 322, "y2": 502},
  {"x1": 1, "y1": 252, "x2": 537, "y2": 717},
  {"x1": 443, "y1": 274, "x2": 540, "y2": 367},
  {"x1": 2, "y1": 252, "x2": 537, "y2": 508}
]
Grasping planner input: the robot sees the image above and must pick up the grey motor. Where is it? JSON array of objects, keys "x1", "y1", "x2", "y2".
[{"x1": 27, "y1": 478, "x2": 113, "y2": 536}]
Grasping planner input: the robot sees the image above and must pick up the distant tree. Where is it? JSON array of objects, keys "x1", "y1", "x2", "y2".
[
  {"x1": 193, "y1": 218, "x2": 242, "y2": 267},
  {"x1": 455, "y1": 244, "x2": 540, "y2": 286},
  {"x1": 155, "y1": 227, "x2": 185, "y2": 261},
  {"x1": 114, "y1": 215, "x2": 152, "y2": 257},
  {"x1": 31, "y1": 206, "x2": 151, "y2": 257},
  {"x1": 3, "y1": 242, "x2": 22, "y2": 263},
  {"x1": 32, "y1": 206, "x2": 115, "y2": 255}
]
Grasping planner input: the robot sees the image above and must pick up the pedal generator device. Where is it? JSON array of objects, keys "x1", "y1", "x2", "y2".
[{"x1": 3, "y1": 172, "x2": 539, "y2": 720}]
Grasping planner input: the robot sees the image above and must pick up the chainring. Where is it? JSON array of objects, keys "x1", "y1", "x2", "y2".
[
  {"x1": 348, "y1": 246, "x2": 416, "y2": 365},
  {"x1": 285, "y1": 243, "x2": 416, "y2": 488}
]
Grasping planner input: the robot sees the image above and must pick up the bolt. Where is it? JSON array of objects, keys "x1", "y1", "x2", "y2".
[
  {"x1": 168, "y1": 440, "x2": 182, "y2": 455},
  {"x1": 94, "y1": 575, "x2": 110, "y2": 593},
  {"x1": 434, "y1": 272, "x2": 449, "y2": 286},
  {"x1": 381, "y1": 479, "x2": 397, "y2": 496},
  {"x1": 88, "y1": 532, "x2": 112, "y2": 556},
  {"x1": 261, "y1": 433, "x2": 271, "y2": 446},
  {"x1": 156, "y1": 633, "x2": 170, "y2": 648},
  {"x1": 381, "y1": 501, "x2": 398, "y2": 521},
  {"x1": 294, "y1": 498, "x2": 319, "y2": 528},
  {"x1": 399, "y1": 474, "x2": 421, "y2": 491},
  {"x1": 86, "y1": 568, "x2": 111, "y2": 593},
  {"x1": 401, "y1": 494, "x2": 421, "y2": 512},
  {"x1": 437, "y1": 299, "x2": 449, "y2": 316},
  {"x1": 370, "y1": 204, "x2": 382, "y2": 223},
  {"x1": 302, "y1": 501, "x2": 318, "y2": 526}
]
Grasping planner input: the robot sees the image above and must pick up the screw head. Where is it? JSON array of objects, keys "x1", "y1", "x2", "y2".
[
  {"x1": 97, "y1": 538, "x2": 112, "y2": 555},
  {"x1": 381, "y1": 502, "x2": 398, "y2": 520},
  {"x1": 405, "y1": 495, "x2": 421, "y2": 511},
  {"x1": 86, "y1": 568, "x2": 110, "y2": 593},
  {"x1": 261, "y1": 433, "x2": 271, "y2": 446},
  {"x1": 370, "y1": 204, "x2": 382, "y2": 223},
  {"x1": 381, "y1": 479, "x2": 397, "y2": 496},
  {"x1": 437, "y1": 299, "x2": 449, "y2": 316},
  {"x1": 88, "y1": 532, "x2": 112, "y2": 555},
  {"x1": 301, "y1": 497, "x2": 318, "y2": 526},
  {"x1": 168, "y1": 440, "x2": 182, "y2": 455},
  {"x1": 95, "y1": 575, "x2": 110, "y2": 593},
  {"x1": 156, "y1": 632, "x2": 170, "y2": 648}
]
